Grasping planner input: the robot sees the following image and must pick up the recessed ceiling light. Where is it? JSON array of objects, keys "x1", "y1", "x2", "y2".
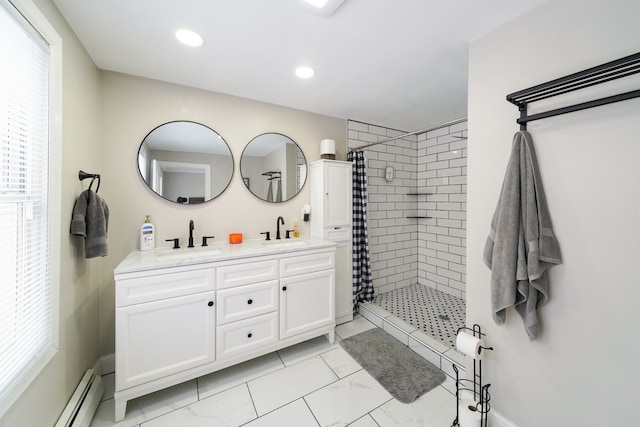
[
  {"x1": 175, "y1": 29, "x2": 204, "y2": 47},
  {"x1": 304, "y1": 0, "x2": 329, "y2": 7},
  {"x1": 295, "y1": 66, "x2": 315, "y2": 79},
  {"x1": 301, "y1": 0, "x2": 345, "y2": 17}
]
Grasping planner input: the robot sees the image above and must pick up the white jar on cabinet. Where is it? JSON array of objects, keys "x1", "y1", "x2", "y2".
[{"x1": 310, "y1": 159, "x2": 353, "y2": 324}]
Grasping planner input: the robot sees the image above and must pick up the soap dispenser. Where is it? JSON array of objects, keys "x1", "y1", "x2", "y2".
[{"x1": 140, "y1": 215, "x2": 155, "y2": 251}]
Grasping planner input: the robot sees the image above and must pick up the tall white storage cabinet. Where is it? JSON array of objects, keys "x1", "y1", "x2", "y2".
[{"x1": 310, "y1": 160, "x2": 353, "y2": 324}]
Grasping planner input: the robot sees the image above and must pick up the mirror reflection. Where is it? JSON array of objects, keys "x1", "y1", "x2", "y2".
[
  {"x1": 138, "y1": 121, "x2": 234, "y2": 204},
  {"x1": 240, "y1": 133, "x2": 307, "y2": 203}
]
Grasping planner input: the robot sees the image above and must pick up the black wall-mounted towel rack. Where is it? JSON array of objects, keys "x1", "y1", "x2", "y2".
[
  {"x1": 507, "y1": 52, "x2": 640, "y2": 130},
  {"x1": 79, "y1": 170, "x2": 101, "y2": 193}
]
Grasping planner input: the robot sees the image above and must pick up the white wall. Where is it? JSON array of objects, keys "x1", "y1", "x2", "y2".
[
  {"x1": 99, "y1": 71, "x2": 346, "y2": 355},
  {"x1": 0, "y1": 0, "x2": 102, "y2": 425},
  {"x1": 467, "y1": 1, "x2": 640, "y2": 426}
]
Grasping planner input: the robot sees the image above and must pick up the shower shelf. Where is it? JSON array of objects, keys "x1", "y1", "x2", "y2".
[{"x1": 407, "y1": 193, "x2": 432, "y2": 218}]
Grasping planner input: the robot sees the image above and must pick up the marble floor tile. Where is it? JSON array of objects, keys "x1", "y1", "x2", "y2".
[
  {"x1": 370, "y1": 386, "x2": 455, "y2": 427},
  {"x1": 248, "y1": 356, "x2": 338, "y2": 416},
  {"x1": 197, "y1": 352, "x2": 284, "y2": 399},
  {"x1": 141, "y1": 384, "x2": 256, "y2": 427},
  {"x1": 90, "y1": 380, "x2": 198, "y2": 427},
  {"x1": 319, "y1": 347, "x2": 361, "y2": 379},
  {"x1": 440, "y1": 375, "x2": 457, "y2": 396},
  {"x1": 348, "y1": 414, "x2": 380, "y2": 427},
  {"x1": 90, "y1": 400, "x2": 139, "y2": 427},
  {"x1": 243, "y1": 399, "x2": 319, "y2": 427},
  {"x1": 277, "y1": 335, "x2": 337, "y2": 366},
  {"x1": 91, "y1": 317, "x2": 458, "y2": 427},
  {"x1": 335, "y1": 316, "x2": 376, "y2": 340},
  {"x1": 304, "y1": 369, "x2": 392, "y2": 427}
]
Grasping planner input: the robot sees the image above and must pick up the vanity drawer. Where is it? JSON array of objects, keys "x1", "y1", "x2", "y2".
[
  {"x1": 216, "y1": 259, "x2": 278, "y2": 289},
  {"x1": 216, "y1": 312, "x2": 278, "y2": 360},
  {"x1": 116, "y1": 268, "x2": 215, "y2": 307},
  {"x1": 280, "y1": 251, "x2": 335, "y2": 278},
  {"x1": 216, "y1": 280, "x2": 279, "y2": 325}
]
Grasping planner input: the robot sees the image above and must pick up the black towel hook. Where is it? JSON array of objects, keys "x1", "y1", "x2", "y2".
[{"x1": 79, "y1": 170, "x2": 101, "y2": 193}]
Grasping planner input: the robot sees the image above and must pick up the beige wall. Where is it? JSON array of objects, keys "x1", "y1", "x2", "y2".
[
  {"x1": 467, "y1": 0, "x2": 640, "y2": 425},
  {"x1": 98, "y1": 71, "x2": 346, "y2": 355},
  {"x1": 0, "y1": 0, "x2": 102, "y2": 426}
]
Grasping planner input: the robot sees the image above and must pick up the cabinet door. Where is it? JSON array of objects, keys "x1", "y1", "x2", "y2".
[
  {"x1": 116, "y1": 291, "x2": 215, "y2": 390},
  {"x1": 325, "y1": 161, "x2": 352, "y2": 227},
  {"x1": 280, "y1": 270, "x2": 335, "y2": 339}
]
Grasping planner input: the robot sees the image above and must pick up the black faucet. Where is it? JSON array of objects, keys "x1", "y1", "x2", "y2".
[
  {"x1": 276, "y1": 216, "x2": 284, "y2": 240},
  {"x1": 188, "y1": 219, "x2": 195, "y2": 248}
]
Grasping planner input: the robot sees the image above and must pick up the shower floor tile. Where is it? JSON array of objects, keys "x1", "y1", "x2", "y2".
[{"x1": 371, "y1": 284, "x2": 465, "y2": 348}]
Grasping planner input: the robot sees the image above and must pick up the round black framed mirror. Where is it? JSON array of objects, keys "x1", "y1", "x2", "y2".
[
  {"x1": 240, "y1": 133, "x2": 307, "y2": 203},
  {"x1": 137, "y1": 121, "x2": 234, "y2": 204}
]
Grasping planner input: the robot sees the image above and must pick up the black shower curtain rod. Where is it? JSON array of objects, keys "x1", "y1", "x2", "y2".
[
  {"x1": 507, "y1": 51, "x2": 640, "y2": 130},
  {"x1": 348, "y1": 117, "x2": 467, "y2": 152}
]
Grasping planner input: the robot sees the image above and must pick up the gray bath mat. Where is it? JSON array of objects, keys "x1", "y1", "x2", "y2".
[{"x1": 339, "y1": 328, "x2": 446, "y2": 403}]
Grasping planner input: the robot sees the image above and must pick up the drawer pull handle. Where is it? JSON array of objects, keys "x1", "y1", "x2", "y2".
[
  {"x1": 207, "y1": 301, "x2": 214, "y2": 307},
  {"x1": 282, "y1": 286, "x2": 287, "y2": 291},
  {"x1": 247, "y1": 299, "x2": 253, "y2": 305},
  {"x1": 247, "y1": 333, "x2": 253, "y2": 338}
]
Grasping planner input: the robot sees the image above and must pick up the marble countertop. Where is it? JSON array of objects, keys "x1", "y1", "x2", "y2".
[{"x1": 114, "y1": 237, "x2": 337, "y2": 275}]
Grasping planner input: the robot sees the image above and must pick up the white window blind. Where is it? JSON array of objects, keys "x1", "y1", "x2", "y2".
[{"x1": 0, "y1": 0, "x2": 53, "y2": 408}]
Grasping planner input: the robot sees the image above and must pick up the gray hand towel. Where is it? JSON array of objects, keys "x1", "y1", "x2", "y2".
[
  {"x1": 266, "y1": 179, "x2": 274, "y2": 202},
  {"x1": 71, "y1": 189, "x2": 110, "y2": 258},
  {"x1": 483, "y1": 131, "x2": 562, "y2": 340},
  {"x1": 275, "y1": 178, "x2": 282, "y2": 202}
]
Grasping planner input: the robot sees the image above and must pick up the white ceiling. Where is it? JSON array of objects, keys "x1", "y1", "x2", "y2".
[{"x1": 53, "y1": 0, "x2": 547, "y2": 132}]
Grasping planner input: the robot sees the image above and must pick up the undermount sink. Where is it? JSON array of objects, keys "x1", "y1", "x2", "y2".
[{"x1": 262, "y1": 239, "x2": 308, "y2": 249}]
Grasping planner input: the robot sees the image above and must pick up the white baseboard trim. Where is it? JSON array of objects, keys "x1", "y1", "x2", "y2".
[
  {"x1": 458, "y1": 390, "x2": 517, "y2": 427},
  {"x1": 92, "y1": 353, "x2": 115, "y2": 376},
  {"x1": 54, "y1": 369, "x2": 103, "y2": 427},
  {"x1": 488, "y1": 408, "x2": 518, "y2": 427}
]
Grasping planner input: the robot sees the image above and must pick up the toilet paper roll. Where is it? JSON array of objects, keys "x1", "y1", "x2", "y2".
[
  {"x1": 458, "y1": 400, "x2": 481, "y2": 427},
  {"x1": 320, "y1": 139, "x2": 336, "y2": 155},
  {"x1": 456, "y1": 331, "x2": 484, "y2": 360}
]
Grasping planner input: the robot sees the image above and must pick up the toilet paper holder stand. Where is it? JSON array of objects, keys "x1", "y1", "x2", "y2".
[{"x1": 451, "y1": 324, "x2": 493, "y2": 427}]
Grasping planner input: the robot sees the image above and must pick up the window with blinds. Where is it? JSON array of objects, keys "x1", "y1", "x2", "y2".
[{"x1": 0, "y1": 0, "x2": 56, "y2": 413}]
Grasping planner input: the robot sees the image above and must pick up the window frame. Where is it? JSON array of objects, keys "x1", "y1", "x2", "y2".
[{"x1": 0, "y1": 0, "x2": 62, "y2": 417}]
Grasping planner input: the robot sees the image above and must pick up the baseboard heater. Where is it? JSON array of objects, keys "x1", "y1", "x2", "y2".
[{"x1": 55, "y1": 369, "x2": 104, "y2": 427}]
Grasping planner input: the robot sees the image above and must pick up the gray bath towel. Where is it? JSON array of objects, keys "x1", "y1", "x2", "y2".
[
  {"x1": 483, "y1": 131, "x2": 561, "y2": 340},
  {"x1": 71, "y1": 189, "x2": 110, "y2": 258}
]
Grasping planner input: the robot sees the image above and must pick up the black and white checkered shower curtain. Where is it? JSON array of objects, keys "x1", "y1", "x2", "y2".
[{"x1": 347, "y1": 151, "x2": 374, "y2": 311}]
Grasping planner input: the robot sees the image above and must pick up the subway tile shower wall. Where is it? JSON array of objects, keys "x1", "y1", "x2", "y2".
[{"x1": 347, "y1": 120, "x2": 467, "y2": 300}]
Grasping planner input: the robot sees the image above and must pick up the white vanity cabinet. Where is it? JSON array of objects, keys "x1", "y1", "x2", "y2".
[
  {"x1": 113, "y1": 242, "x2": 335, "y2": 422},
  {"x1": 280, "y1": 251, "x2": 335, "y2": 338},
  {"x1": 115, "y1": 268, "x2": 216, "y2": 391},
  {"x1": 310, "y1": 159, "x2": 353, "y2": 325}
]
